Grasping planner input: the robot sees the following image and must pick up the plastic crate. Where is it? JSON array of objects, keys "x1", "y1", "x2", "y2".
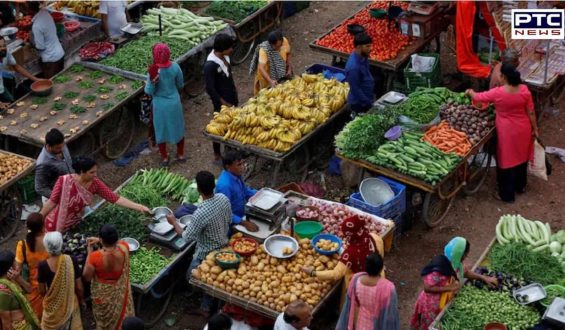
[
  {"x1": 403, "y1": 53, "x2": 441, "y2": 92},
  {"x1": 305, "y1": 63, "x2": 346, "y2": 75},
  {"x1": 347, "y1": 176, "x2": 406, "y2": 222},
  {"x1": 16, "y1": 175, "x2": 37, "y2": 204}
]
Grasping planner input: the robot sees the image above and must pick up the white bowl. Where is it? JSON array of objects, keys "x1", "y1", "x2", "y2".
[
  {"x1": 122, "y1": 237, "x2": 140, "y2": 252},
  {"x1": 360, "y1": 178, "x2": 394, "y2": 207},
  {"x1": 264, "y1": 234, "x2": 299, "y2": 259}
]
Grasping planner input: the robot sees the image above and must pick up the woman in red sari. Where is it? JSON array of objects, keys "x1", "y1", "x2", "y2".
[
  {"x1": 40, "y1": 157, "x2": 150, "y2": 232},
  {"x1": 466, "y1": 64, "x2": 539, "y2": 203}
]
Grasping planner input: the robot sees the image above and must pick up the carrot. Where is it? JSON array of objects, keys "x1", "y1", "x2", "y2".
[{"x1": 423, "y1": 120, "x2": 472, "y2": 156}]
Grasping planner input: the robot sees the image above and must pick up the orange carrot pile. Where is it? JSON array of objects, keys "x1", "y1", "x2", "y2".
[{"x1": 423, "y1": 121, "x2": 472, "y2": 156}]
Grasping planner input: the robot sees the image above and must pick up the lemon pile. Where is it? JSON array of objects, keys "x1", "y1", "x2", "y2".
[{"x1": 206, "y1": 73, "x2": 348, "y2": 153}]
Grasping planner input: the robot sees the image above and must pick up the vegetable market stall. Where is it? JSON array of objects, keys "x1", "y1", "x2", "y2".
[
  {"x1": 0, "y1": 64, "x2": 143, "y2": 159},
  {"x1": 74, "y1": 169, "x2": 198, "y2": 326},
  {"x1": 80, "y1": 6, "x2": 233, "y2": 97},
  {"x1": 201, "y1": 0, "x2": 283, "y2": 65},
  {"x1": 203, "y1": 67, "x2": 350, "y2": 186},
  {"x1": 309, "y1": 1, "x2": 448, "y2": 90},
  {"x1": 430, "y1": 214, "x2": 565, "y2": 330},
  {"x1": 335, "y1": 88, "x2": 495, "y2": 227},
  {"x1": 0, "y1": 151, "x2": 34, "y2": 244}
]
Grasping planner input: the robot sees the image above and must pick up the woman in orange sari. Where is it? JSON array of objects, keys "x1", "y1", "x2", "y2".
[
  {"x1": 83, "y1": 224, "x2": 134, "y2": 330},
  {"x1": 14, "y1": 213, "x2": 48, "y2": 319}
]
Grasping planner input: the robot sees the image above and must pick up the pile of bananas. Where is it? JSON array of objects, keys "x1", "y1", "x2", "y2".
[
  {"x1": 206, "y1": 74, "x2": 348, "y2": 153},
  {"x1": 54, "y1": 1, "x2": 101, "y2": 18}
]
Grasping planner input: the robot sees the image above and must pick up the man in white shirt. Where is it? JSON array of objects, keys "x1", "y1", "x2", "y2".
[
  {"x1": 99, "y1": 0, "x2": 129, "y2": 39},
  {"x1": 30, "y1": 2, "x2": 65, "y2": 78},
  {"x1": 0, "y1": 39, "x2": 40, "y2": 102},
  {"x1": 274, "y1": 300, "x2": 313, "y2": 330}
]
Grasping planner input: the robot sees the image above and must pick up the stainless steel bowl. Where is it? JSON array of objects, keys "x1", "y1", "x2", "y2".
[
  {"x1": 151, "y1": 207, "x2": 172, "y2": 221},
  {"x1": 122, "y1": 237, "x2": 140, "y2": 252},
  {"x1": 179, "y1": 215, "x2": 194, "y2": 226},
  {"x1": 264, "y1": 234, "x2": 299, "y2": 259}
]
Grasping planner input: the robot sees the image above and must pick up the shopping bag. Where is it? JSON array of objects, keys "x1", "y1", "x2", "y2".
[{"x1": 528, "y1": 139, "x2": 548, "y2": 181}]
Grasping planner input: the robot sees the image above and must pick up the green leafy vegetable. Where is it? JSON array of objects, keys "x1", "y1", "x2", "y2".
[
  {"x1": 70, "y1": 105, "x2": 86, "y2": 114},
  {"x1": 82, "y1": 95, "x2": 96, "y2": 102},
  {"x1": 102, "y1": 103, "x2": 115, "y2": 111},
  {"x1": 204, "y1": 0, "x2": 267, "y2": 23},
  {"x1": 392, "y1": 87, "x2": 468, "y2": 125},
  {"x1": 132, "y1": 80, "x2": 143, "y2": 90},
  {"x1": 32, "y1": 97, "x2": 49, "y2": 105},
  {"x1": 78, "y1": 81, "x2": 93, "y2": 89},
  {"x1": 120, "y1": 184, "x2": 166, "y2": 209},
  {"x1": 52, "y1": 103, "x2": 66, "y2": 111},
  {"x1": 64, "y1": 91, "x2": 80, "y2": 99},
  {"x1": 79, "y1": 204, "x2": 150, "y2": 242},
  {"x1": 129, "y1": 247, "x2": 170, "y2": 284},
  {"x1": 108, "y1": 75, "x2": 125, "y2": 84},
  {"x1": 115, "y1": 91, "x2": 129, "y2": 101},
  {"x1": 53, "y1": 75, "x2": 71, "y2": 84},
  {"x1": 69, "y1": 65, "x2": 85, "y2": 73},
  {"x1": 97, "y1": 86, "x2": 113, "y2": 94},
  {"x1": 88, "y1": 71, "x2": 104, "y2": 79}
]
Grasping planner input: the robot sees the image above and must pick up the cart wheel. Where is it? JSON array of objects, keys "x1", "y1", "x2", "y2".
[
  {"x1": 422, "y1": 192, "x2": 455, "y2": 228},
  {"x1": 231, "y1": 38, "x2": 256, "y2": 65},
  {"x1": 98, "y1": 107, "x2": 135, "y2": 160},
  {"x1": 135, "y1": 283, "x2": 176, "y2": 328},
  {"x1": 68, "y1": 131, "x2": 97, "y2": 157},
  {"x1": 183, "y1": 53, "x2": 207, "y2": 98},
  {"x1": 0, "y1": 186, "x2": 22, "y2": 244},
  {"x1": 463, "y1": 152, "x2": 492, "y2": 195}
]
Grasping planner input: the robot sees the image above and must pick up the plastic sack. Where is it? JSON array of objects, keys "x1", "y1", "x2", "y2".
[
  {"x1": 409, "y1": 54, "x2": 436, "y2": 73},
  {"x1": 398, "y1": 114, "x2": 441, "y2": 131},
  {"x1": 528, "y1": 139, "x2": 548, "y2": 181}
]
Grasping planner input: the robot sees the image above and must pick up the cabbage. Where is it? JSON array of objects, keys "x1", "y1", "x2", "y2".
[{"x1": 549, "y1": 241, "x2": 562, "y2": 254}]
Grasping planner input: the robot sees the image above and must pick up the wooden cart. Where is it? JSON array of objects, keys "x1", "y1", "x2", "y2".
[
  {"x1": 200, "y1": 1, "x2": 283, "y2": 65},
  {"x1": 337, "y1": 128, "x2": 495, "y2": 227},
  {"x1": 308, "y1": 4, "x2": 447, "y2": 91},
  {"x1": 0, "y1": 151, "x2": 35, "y2": 244},
  {"x1": 1, "y1": 64, "x2": 143, "y2": 160}
]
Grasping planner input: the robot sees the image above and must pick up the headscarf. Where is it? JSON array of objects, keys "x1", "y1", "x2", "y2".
[
  {"x1": 0, "y1": 250, "x2": 15, "y2": 276},
  {"x1": 149, "y1": 43, "x2": 172, "y2": 80},
  {"x1": 339, "y1": 215, "x2": 376, "y2": 273},
  {"x1": 248, "y1": 40, "x2": 287, "y2": 83},
  {"x1": 420, "y1": 255, "x2": 457, "y2": 278},
  {"x1": 444, "y1": 237, "x2": 467, "y2": 279}
]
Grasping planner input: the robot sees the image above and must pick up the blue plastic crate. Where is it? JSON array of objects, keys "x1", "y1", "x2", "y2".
[
  {"x1": 305, "y1": 64, "x2": 346, "y2": 82},
  {"x1": 347, "y1": 176, "x2": 406, "y2": 221}
]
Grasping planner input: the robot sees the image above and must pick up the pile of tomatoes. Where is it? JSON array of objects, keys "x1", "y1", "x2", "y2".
[
  {"x1": 315, "y1": 2, "x2": 411, "y2": 62},
  {"x1": 15, "y1": 15, "x2": 33, "y2": 41}
]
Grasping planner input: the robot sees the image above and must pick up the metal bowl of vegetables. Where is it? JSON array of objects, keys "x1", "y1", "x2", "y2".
[
  {"x1": 151, "y1": 207, "x2": 172, "y2": 221},
  {"x1": 122, "y1": 237, "x2": 140, "y2": 252}
]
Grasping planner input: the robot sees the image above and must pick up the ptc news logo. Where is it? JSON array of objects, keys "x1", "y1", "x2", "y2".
[{"x1": 511, "y1": 9, "x2": 565, "y2": 40}]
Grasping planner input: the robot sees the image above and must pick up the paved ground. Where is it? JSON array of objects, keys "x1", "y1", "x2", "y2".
[{"x1": 4, "y1": 2, "x2": 564, "y2": 329}]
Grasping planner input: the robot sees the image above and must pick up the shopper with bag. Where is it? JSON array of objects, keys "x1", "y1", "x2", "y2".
[{"x1": 465, "y1": 64, "x2": 539, "y2": 203}]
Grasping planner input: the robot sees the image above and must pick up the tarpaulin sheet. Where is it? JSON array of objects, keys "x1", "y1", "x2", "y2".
[{"x1": 456, "y1": 1, "x2": 491, "y2": 78}]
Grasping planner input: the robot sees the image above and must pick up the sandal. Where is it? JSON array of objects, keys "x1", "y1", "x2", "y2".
[
  {"x1": 175, "y1": 157, "x2": 187, "y2": 163},
  {"x1": 160, "y1": 160, "x2": 170, "y2": 168}
]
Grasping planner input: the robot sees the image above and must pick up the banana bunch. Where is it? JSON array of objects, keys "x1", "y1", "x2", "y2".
[
  {"x1": 56, "y1": 1, "x2": 102, "y2": 18},
  {"x1": 205, "y1": 74, "x2": 348, "y2": 153}
]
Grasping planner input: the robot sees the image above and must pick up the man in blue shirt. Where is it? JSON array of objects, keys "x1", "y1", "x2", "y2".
[
  {"x1": 215, "y1": 150, "x2": 259, "y2": 232},
  {"x1": 345, "y1": 33, "x2": 375, "y2": 116}
]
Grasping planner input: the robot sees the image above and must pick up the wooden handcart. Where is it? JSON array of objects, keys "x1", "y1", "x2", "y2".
[
  {"x1": 0, "y1": 151, "x2": 35, "y2": 244},
  {"x1": 337, "y1": 128, "x2": 495, "y2": 227}
]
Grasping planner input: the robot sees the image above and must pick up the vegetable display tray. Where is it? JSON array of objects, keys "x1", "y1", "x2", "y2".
[
  {"x1": 543, "y1": 297, "x2": 565, "y2": 326},
  {"x1": 248, "y1": 188, "x2": 284, "y2": 211},
  {"x1": 513, "y1": 283, "x2": 546, "y2": 305}
]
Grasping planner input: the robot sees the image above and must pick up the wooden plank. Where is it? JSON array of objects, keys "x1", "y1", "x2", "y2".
[
  {"x1": 1, "y1": 64, "x2": 143, "y2": 147},
  {"x1": 0, "y1": 150, "x2": 35, "y2": 193}
]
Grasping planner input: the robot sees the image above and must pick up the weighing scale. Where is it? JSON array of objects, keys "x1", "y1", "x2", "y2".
[
  {"x1": 407, "y1": 2, "x2": 439, "y2": 16},
  {"x1": 148, "y1": 222, "x2": 191, "y2": 251},
  {"x1": 236, "y1": 188, "x2": 288, "y2": 242}
]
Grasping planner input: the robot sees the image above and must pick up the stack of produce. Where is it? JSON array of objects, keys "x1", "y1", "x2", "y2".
[
  {"x1": 141, "y1": 7, "x2": 227, "y2": 41},
  {"x1": 129, "y1": 168, "x2": 193, "y2": 202},
  {"x1": 423, "y1": 121, "x2": 472, "y2": 156},
  {"x1": 62, "y1": 232, "x2": 87, "y2": 267},
  {"x1": 206, "y1": 74, "x2": 348, "y2": 153},
  {"x1": 315, "y1": 2, "x2": 411, "y2": 61},
  {"x1": 77, "y1": 204, "x2": 151, "y2": 243},
  {"x1": 193, "y1": 235, "x2": 335, "y2": 311},
  {"x1": 129, "y1": 247, "x2": 170, "y2": 284},
  {"x1": 395, "y1": 87, "x2": 468, "y2": 125},
  {"x1": 335, "y1": 108, "x2": 399, "y2": 159},
  {"x1": 307, "y1": 198, "x2": 391, "y2": 237},
  {"x1": 366, "y1": 132, "x2": 461, "y2": 184},
  {"x1": 54, "y1": 1, "x2": 101, "y2": 18},
  {"x1": 471, "y1": 268, "x2": 531, "y2": 292},
  {"x1": 440, "y1": 285, "x2": 540, "y2": 330},
  {"x1": 439, "y1": 102, "x2": 494, "y2": 145},
  {"x1": 541, "y1": 285, "x2": 565, "y2": 306},
  {"x1": 0, "y1": 153, "x2": 32, "y2": 185},
  {"x1": 495, "y1": 214, "x2": 565, "y2": 272},
  {"x1": 99, "y1": 36, "x2": 186, "y2": 74},
  {"x1": 15, "y1": 16, "x2": 32, "y2": 41},
  {"x1": 204, "y1": 0, "x2": 267, "y2": 23}
]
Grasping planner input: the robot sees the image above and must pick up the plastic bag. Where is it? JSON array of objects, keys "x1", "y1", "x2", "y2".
[
  {"x1": 409, "y1": 54, "x2": 436, "y2": 73},
  {"x1": 398, "y1": 114, "x2": 441, "y2": 131},
  {"x1": 528, "y1": 139, "x2": 548, "y2": 181}
]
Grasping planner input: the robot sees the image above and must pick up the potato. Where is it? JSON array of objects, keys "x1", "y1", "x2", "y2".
[
  {"x1": 276, "y1": 265, "x2": 287, "y2": 274},
  {"x1": 206, "y1": 251, "x2": 217, "y2": 261},
  {"x1": 282, "y1": 276, "x2": 292, "y2": 283},
  {"x1": 326, "y1": 261, "x2": 335, "y2": 269},
  {"x1": 319, "y1": 255, "x2": 330, "y2": 263},
  {"x1": 200, "y1": 263, "x2": 210, "y2": 273},
  {"x1": 257, "y1": 262, "x2": 265, "y2": 271},
  {"x1": 316, "y1": 265, "x2": 325, "y2": 271},
  {"x1": 307, "y1": 298, "x2": 317, "y2": 305},
  {"x1": 250, "y1": 255, "x2": 259, "y2": 265},
  {"x1": 237, "y1": 264, "x2": 247, "y2": 275},
  {"x1": 290, "y1": 294, "x2": 298, "y2": 302},
  {"x1": 299, "y1": 238, "x2": 310, "y2": 244},
  {"x1": 205, "y1": 259, "x2": 216, "y2": 267},
  {"x1": 211, "y1": 266, "x2": 222, "y2": 275},
  {"x1": 192, "y1": 269, "x2": 201, "y2": 279},
  {"x1": 313, "y1": 260, "x2": 322, "y2": 267},
  {"x1": 269, "y1": 257, "x2": 278, "y2": 266}
]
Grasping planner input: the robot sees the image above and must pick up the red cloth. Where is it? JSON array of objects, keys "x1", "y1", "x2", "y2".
[
  {"x1": 455, "y1": 1, "x2": 491, "y2": 78},
  {"x1": 473, "y1": 85, "x2": 534, "y2": 169},
  {"x1": 222, "y1": 304, "x2": 274, "y2": 327},
  {"x1": 149, "y1": 43, "x2": 172, "y2": 80},
  {"x1": 340, "y1": 215, "x2": 376, "y2": 273},
  {"x1": 478, "y1": 2, "x2": 506, "y2": 52}
]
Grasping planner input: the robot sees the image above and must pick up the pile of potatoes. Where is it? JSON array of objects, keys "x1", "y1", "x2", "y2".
[
  {"x1": 0, "y1": 153, "x2": 32, "y2": 185},
  {"x1": 193, "y1": 236, "x2": 337, "y2": 312}
]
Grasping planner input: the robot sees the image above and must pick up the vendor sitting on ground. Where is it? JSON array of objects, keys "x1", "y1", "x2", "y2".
[
  {"x1": 166, "y1": 170, "x2": 232, "y2": 317},
  {"x1": 0, "y1": 38, "x2": 40, "y2": 103},
  {"x1": 35, "y1": 129, "x2": 73, "y2": 203},
  {"x1": 39, "y1": 156, "x2": 150, "y2": 233},
  {"x1": 274, "y1": 300, "x2": 312, "y2": 330},
  {"x1": 215, "y1": 150, "x2": 259, "y2": 232}
]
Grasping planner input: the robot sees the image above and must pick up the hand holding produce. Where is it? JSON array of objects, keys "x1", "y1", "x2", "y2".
[
  {"x1": 439, "y1": 102, "x2": 494, "y2": 145},
  {"x1": 423, "y1": 121, "x2": 472, "y2": 156}
]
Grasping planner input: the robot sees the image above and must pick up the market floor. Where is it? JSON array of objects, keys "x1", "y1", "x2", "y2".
[{"x1": 4, "y1": 2, "x2": 565, "y2": 329}]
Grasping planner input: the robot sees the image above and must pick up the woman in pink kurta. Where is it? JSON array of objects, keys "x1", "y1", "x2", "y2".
[{"x1": 466, "y1": 63, "x2": 539, "y2": 202}]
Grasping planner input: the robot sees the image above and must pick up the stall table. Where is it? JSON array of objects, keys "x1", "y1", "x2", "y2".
[
  {"x1": 1, "y1": 64, "x2": 143, "y2": 159},
  {"x1": 337, "y1": 128, "x2": 495, "y2": 228},
  {"x1": 0, "y1": 151, "x2": 35, "y2": 244}
]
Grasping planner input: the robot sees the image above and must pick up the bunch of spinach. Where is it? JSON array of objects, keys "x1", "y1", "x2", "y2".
[{"x1": 204, "y1": 0, "x2": 267, "y2": 23}]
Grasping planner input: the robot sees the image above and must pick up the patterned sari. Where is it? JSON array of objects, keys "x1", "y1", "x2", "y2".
[
  {"x1": 91, "y1": 243, "x2": 135, "y2": 330},
  {"x1": 45, "y1": 174, "x2": 94, "y2": 233},
  {"x1": 0, "y1": 278, "x2": 40, "y2": 330},
  {"x1": 41, "y1": 255, "x2": 82, "y2": 330}
]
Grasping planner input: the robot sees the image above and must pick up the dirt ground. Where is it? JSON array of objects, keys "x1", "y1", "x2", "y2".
[{"x1": 3, "y1": 2, "x2": 565, "y2": 329}]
